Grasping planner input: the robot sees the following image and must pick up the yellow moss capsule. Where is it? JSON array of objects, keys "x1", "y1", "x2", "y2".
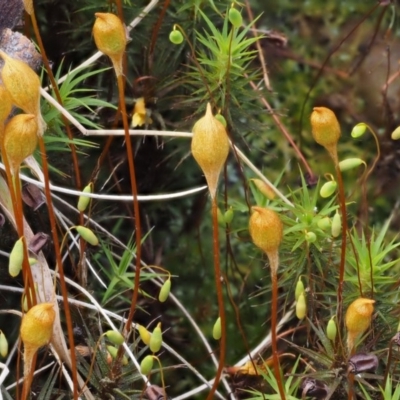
[
  {"x1": 339, "y1": 158, "x2": 365, "y2": 172},
  {"x1": 140, "y1": 355, "x2": 154, "y2": 375},
  {"x1": 296, "y1": 292, "x2": 307, "y2": 320},
  {"x1": 249, "y1": 207, "x2": 283, "y2": 255},
  {"x1": 310, "y1": 107, "x2": 341, "y2": 162},
  {"x1": 326, "y1": 317, "x2": 337, "y2": 341},
  {"x1": 4, "y1": 114, "x2": 38, "y2": 173},
  {"x1": 105, "y1": 330, "x2": 124, "y2": 346},
  {"x1": 391, "y1": 126, "x2": 400, "y2": 140},
  {"x1": 0, "y1": 51, "x2": 45, "y2": 135},
  {"x1": 212, "y1": 316, "x2": 222, "y2": 340},
  {"x1": 149, "y1": 323, "x2": 162, "y2": 353},
  {"x1": 21, "y1": 303, "x2": 55, "y2": 350},
  {"x1": 0, "y1": 331, "x2": 8, "y2": 358},
  {"x1": 158, "y1": 278, "x2": 171, "y2": 303},
  {"x1": 191, "y1": 103, "x2": 230, "y2": 199},
  {"x1": 75, "y1": 226, "x2": 99, "y2": 246},
  {"x1": 9, "y1": 236, "x2": 24, "y2": 277},
  {"x1": 320, "y1": 181, "x2": 337, "y2": 198},
  {"x1": 138, "y1": 325, "x2": 151, "y2": 346},
  {"x1": 93, "y1": 13, "x2": 126, "y2": 76},
  {"x1": 345, "y1": 298, "x2": 375, "y2": 352},
  {"x1": 351, "y1": 123, "x2": 367, "y2": 138},
  {"x1": 77, "y1": 183, "x2": 93, "y2": 212},
  {"x1": 251, "y1": 178, "x2": 276, "y2": 200},
  {"x1": 295, "y1": 278, "x2": 305, "y2": 301},
  {"x1": 331, "y1": 211, "x2": 341, "y2": 238}
]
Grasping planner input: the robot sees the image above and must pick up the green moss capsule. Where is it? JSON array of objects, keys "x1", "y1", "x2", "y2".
[
  {"x1": 224, "y1": 208, "x2": 234, "y2": 224},
  {"x1": 228, "y1": 7, "x2": 242, "y2": 28},
  {"x1": 9, "y1": 237, "x2": 24, "y2": 277},
  {"x1": 331, "y1": 211, "x2": 341, "y2": 238},
  {"x1": 215, "y1": 113, "x2": 227, "y2": 127},
  {"x1": 105, "y1": 330, "x2": 124, "y2": 346},
  {"x1": 296, "y1": 292, "x2": 307, "y2": 320},
  {"x1": 158, "y1": 278, "x2": 171, "y2": 303},
  {"x1": 140, "y1": 355, "x2": 154, "y2": 375},
  {"x1": 305, "y1": 231, "x2": 317, "y2": 243},
  {"x1": 320, "y1": 181, "x2": 337, "y2": 198},
  {"x1": 351, "y1": 123, "x2": 367, "y2": 138},
  {"x1": 149, "y1": 323, "x2": 162, "y2": 353},
  {"x1": 339, "y1": 158, "x2": 365, "y2": 172},
  {"x1": 169, "y1": 30, "x2": 183, "y2": 45},
  {"x1": 295, "y1": 278, "x2": 305, "y2": 301},
  {"x1": 77, "y1": 183, "x2": 93, "y2": 212},
  {"x1": 75, "y1": 226, "x2": 99, "y2": 246},
  {"x1": 0, "y1": 331, "x2": 8, "y2": 358},
  {"x1": 138, "y1": 325, "x2": 151, "y2": 346},
  {"x1": 326, "y1": 317, "x2": 337, "y2": 341},
  {"x1": 212, "y1": 316, "x2": 222, "y2": 340}
]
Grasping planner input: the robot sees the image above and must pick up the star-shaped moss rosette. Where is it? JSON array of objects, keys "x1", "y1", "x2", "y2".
[{"x1": 0, "y1": 0, "x2": 41, "y2": 77}]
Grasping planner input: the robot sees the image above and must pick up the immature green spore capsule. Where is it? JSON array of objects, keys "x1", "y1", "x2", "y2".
[
  {"x1": 339, "y1": 158, "x2": 365, "y2": 172},
  {"x1": 296, "y1": 292, "x2": 307, "y2": 320},
  {"x1": 295, "y1": 278, "x2": 305, "y2": 301},
  {"x1": 224, "y1": 207, "x2": 234, "y2": 224},
  {"x1": 140, "y1": 355, "x2": 154, "y2": 375},
  {"x1": 75, "y1": 226, "x2": 99, "y2": 246},
  {"x1": 326, "y1": 317, "x2": 337, "y2": 341},
  {"x1": 305, "y1": 231, "x2": 316, "y2": 243},
  {"x1": 9, "y1": 236, "x2": 24, "y2": 277},
  {"x1": 228, "y1": 7, "x2": 243, "y2": 28},
  {"x1": 158, "y1": 278, "x2": 171, "y2": 303},
  {"x1": 149, "y1": 323, "x2": 162, "y2": 353},
  {"x1": 105, "y1": 330, "x2": 124, "y2": 346},
  {"x1": 251, "y1": 178, "x2": 276, "y2": 200},
  {"x1": 215, "y1": 112, "x2": 227, "y2": 128},
  {"x1": 212, "y1": 316, "x2": 222, "y2": 340},
  {"x1": 331, "y1": 211, "x2": 341, "y2": 238},
  {"x1": 77, "y1": 183, "x2": 93, "y2": 212},
  {"x1": 169, "y1": 29, "x2": 183, "y2": 45},
  {"x1": 320, "y1": 180, "x2": 337, "y2": 198},
  {"x1": 351, "y1": 123, "x2": 367, "y2": 138},
  {"x1": 191, "y1": 103, "x2": 230, "y2": 199},
  {"x1": 391, "y1": 126, "x2": 400, "y2": 140}
]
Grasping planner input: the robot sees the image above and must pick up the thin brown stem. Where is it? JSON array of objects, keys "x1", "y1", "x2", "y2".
[
  {"x1": 37, "y1": 136, "x2": 78, "y2": 399},
  {"x1": 269, "y1": 252, "x2": 286, "y2": 400},
  {"x1": 115, "y1": 74, "x2": 142, "y2": 335},
  {"x1": 206, "y1": 198, "x2": 227, "y2": 400}
]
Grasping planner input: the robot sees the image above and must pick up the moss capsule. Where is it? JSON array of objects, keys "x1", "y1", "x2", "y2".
[
  {"x1": 228, "y1": 7, "x2": 242, "y2": 28},
  {"x1": 212, "y1": 316, "x2": 222, "y2": 340},
  {"x1": 9, "y1": 236, "x2": 24, "y2": 277},
  {"x1": 140, "y1": 355, "x2": 154, "y2": 375},
  {"x1": 169, "y1": 30, "x2": 184, "y2": 45},
  {"x1": 75, "y1": 226, "x2": 99, "y2": 246},
  {"x1": 158, "y1": 278, "x2": 171, "y2": 303},
  {"x1": 149, "y1": 323, "x2": 162, "y2": 353}
]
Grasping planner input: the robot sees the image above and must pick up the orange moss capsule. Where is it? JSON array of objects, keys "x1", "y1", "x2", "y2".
[
  {"x1": 345, "y1": 298, "x2": 375, "y2": 353},
  {"x1": 93, "y1": 13, "x2": 127, "y2": 77},
  {"x1": 310, "y1": 107, "x2": 341, "y2": 162},
  {"x1": 4, "y1": 114, "x2": 38, "y2": 173},
  {"x1": 191, "y1": 103, "x2": 230, "y2": 199},
  {"x1": 0, "y1": 51, "x2": 45, "y2": 135}
]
